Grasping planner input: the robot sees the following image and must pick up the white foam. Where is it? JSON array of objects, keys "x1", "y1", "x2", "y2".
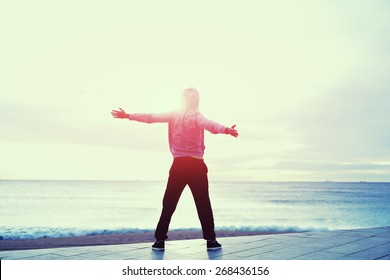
[{"x1": 0, "y1": 225, "x2": 328, "y2": 240}]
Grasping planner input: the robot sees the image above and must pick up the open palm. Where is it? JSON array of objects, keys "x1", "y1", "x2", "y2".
[{"x1": 111, "y1": 107, "x2": 128, "y2": 119}]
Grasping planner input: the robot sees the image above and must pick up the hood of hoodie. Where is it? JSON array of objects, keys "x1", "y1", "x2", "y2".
[{"x1": 181, "y1": 87, "x2": 199, "y2": 111}]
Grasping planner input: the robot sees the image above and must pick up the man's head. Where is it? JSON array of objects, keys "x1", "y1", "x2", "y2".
[{"x1": 181, "y1": 87, "x2": 199, "y2": 110}]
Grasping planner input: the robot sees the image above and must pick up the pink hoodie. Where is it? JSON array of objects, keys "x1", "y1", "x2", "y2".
[{"x1": 128, "y1": 88, "x2": 226, "y2": 158}]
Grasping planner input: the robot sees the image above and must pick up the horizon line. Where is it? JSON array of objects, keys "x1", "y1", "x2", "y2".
[{"x1": 1, "y1": 179, "x2": 389, "y2": 184}]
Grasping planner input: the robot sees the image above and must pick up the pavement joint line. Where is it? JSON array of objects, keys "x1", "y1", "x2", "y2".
[
  {"x1": 341, "y1": 241, "x2": 390, "y2": 259},
  {"x1": 315, "y1": 236, "x2": 375, "y2": 252},
  {"x1": 376, "y1": 253, "x2": 390, "y2": 260}
]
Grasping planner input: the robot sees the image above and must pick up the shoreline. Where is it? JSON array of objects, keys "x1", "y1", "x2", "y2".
[{"x1": 0, "y1": 230, "x2": 297, "y2": 251}]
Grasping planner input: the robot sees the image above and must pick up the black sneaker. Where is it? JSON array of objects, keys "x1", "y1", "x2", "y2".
[
  {"x1": 152, "y1": 240, "x2": 165, "y2": 251},
  {"x1": 207, "y1": 240, "x2": 222, "y2": 251}
]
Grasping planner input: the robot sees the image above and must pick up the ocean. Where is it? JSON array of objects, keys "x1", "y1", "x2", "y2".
[{"x1": 1, "y1": 180, "x2": 389, "y2": 240}]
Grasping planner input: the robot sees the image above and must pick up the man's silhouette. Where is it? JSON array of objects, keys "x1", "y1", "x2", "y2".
[{"x1": 111, "y1": 87, "x2": 238, "y2": 251}]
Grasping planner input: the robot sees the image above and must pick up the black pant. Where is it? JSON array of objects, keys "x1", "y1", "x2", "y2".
[{"x1": 154, "y1": 157, "x2": 216, "y2": 241}]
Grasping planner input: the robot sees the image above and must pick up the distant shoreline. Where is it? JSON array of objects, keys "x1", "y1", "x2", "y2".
[
  {"x1": 3, "y1": 179, "x2": 390, "y2": 183},
  {"x1": 0, "y1": 230, "x2": 297, "y2": 251}
]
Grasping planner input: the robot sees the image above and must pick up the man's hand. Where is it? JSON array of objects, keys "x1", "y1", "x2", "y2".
[
  {"x1": 225, "y1": 124, "x2": 239, "y2": 137},
  {"x1": 111, "y1": 107, "x2": 129, "y2": 119}
]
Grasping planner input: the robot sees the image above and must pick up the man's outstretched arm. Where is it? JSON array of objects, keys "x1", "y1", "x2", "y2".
[
  {"x1": 196, "y1": 113, "x2": 239, "y2": 138},
  {"x1": 111, "y1": 107, "x2": 170, "y2": 123}
]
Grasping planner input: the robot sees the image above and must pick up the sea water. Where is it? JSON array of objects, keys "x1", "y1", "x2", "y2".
[{"x1": 0, "y1": 180, "x2": 389, "y2": 240}]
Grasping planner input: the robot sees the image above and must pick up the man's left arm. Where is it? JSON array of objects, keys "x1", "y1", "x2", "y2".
[{"x1": 111, "y1": 108, "x2": 171, "y2": 123}]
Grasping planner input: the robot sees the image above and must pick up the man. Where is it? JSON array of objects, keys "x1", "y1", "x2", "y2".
[{"x1": 111, "y1": 87, "x2": 238, "y2": 251}]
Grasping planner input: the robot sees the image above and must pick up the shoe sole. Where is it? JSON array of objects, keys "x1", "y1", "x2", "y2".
[
  {"x1": 207, "y1": 247, "x2": 222, "y2": 251},
  {"x1": 152, "y1": 247, "x2": 165, "y2": 251}
]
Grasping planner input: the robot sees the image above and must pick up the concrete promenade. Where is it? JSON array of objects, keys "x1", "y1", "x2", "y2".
[{"x1": 1, "y1": 226, "x2": 389, "y2": 260}]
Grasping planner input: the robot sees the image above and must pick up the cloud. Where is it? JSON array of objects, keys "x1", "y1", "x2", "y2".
[
  {"x1": 0, "y1": 101, "x2": 168, "y2": 152},
  {"x1": 263, "y1": 161, "x2": 390, "y2": 172}
]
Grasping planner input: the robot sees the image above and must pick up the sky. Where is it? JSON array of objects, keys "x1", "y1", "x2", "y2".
[{"x1": 1, "y1": 0, "x2": 389, "y2": 181}]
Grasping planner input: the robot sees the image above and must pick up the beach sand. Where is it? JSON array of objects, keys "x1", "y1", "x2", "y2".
[{"x1": 0, "y1": 230, "x2": 295, "y2": 251}]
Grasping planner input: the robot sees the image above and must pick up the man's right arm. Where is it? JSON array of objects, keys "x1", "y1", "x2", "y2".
[{"x1": 196, "y1": 113, "x2": 238, "y2": 137}]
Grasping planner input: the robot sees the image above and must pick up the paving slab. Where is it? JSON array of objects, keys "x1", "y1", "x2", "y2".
[{"x1": 1, "y1": 226, "x2": 389, "y2": 260}]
